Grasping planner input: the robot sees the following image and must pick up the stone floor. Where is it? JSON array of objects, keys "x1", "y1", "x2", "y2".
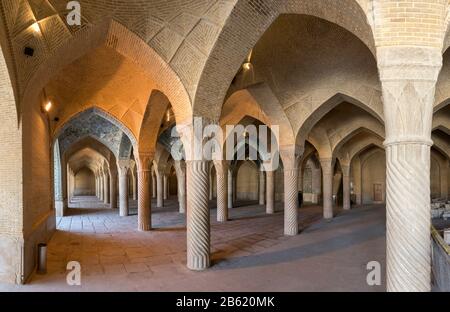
[{"x1": 0, "y1": 199, "x2": 386, "y2": 292}]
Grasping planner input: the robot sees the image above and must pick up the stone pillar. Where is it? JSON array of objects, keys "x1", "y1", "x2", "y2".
[
  {"x1": 95, "y1": 174, "x2": 98, "y2": 198},
  {"x1": 53, "y1": 140, "x2": 65, "y2": 217},
  {"x1": 163, "y1": 175, "x2": 168, "y2": 200},
  {"x1": 186, "y1": 160, "x2": 210, "y2": 270},
  {"x1": 311, "y1": 165, "x2": 321, "y2": 204},
  {"x1": 110, "y1": 172, "x2": 117, "y2": 209},
  {"x1": 281, "y1": 147, "x2": 300, "y2": 236},
  {"x1": 227, "y1": 169, "x2": 233, "y2": 209},
  {"x1": 131, "y1": 164, "x2": 137, "y2": 201},
  {"x1": 378, "y1": 46, "x2": 442, "y2": 292},
  {"x1": 342, "y1": 164, "x2": 351, "y2": 210},
  {"x1": 259, "y1": 170, "x2": 265, "y2": 205},
  {"x1": 103, "y1": 170, "x2": 109, "y2": 204},
  {"x1": 214, "y1": 161, "x2": 228, "y2": 222},
  {"x1": 99, "y1": 173, "x2": 104, "y2": 201},
  {"x1": 232, "y1": 173, "x2": 237, "y2": 203},
  {"x1": 156, "y1": 169, "x2": 164, "y2": 207},
  {"x1": 68, "y1": 169, "x2": 73, "y2": 201},
  {"x1": 94, "y1": 174, "x2": 98, "y2": 198},
  {"x1": 152, "y1": 171, "x2": 156, "y2": 199},
  {"x1": 69, "y1": 169, "x2": 75, "y2": 201},
  {"x1": 266, "y1": 170, "x2": 275, "y2": 214},
  {"x1": 320, "y1": 158, "x2": 333, "y2": 219},
  {"x1": 118, "y1": 161, "x2": 130, "y2": 217},
  {"x1": 174, "y1": 161, "x2": 187, "y2": 213},
  {"x1": 136, "y1": 153, "x2": 153, "y2": 231}
]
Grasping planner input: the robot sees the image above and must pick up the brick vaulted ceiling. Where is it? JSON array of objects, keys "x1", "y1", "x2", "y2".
[{"x1": 0, "y1": 0, "x2": 235, "y2": 106}]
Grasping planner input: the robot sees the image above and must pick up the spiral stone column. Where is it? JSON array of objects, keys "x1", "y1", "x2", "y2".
[
  {"x1": 266, "y1": 170, "x2": 275, "y2": 214},
  {"x1": 259, "y1": 170, "x2": 265, "y2": 205},
  {"x1": 136, "y1": 153, "x2": 153, "y2": 231},
  {"x1": 174, "y1": 160, "x2": 187, "y2": 213},
  {"x1": 214, "y1": 161, "x2": 228, "y2": 222},
  {"x1": 103, "y1": 170, "x2": 110, "y2": 204},
  {"x1": 117, "y1": 160, "x2": 130, "y2": 217},
  {"x1": 227, "y1": 169, "x2": 233, "y2": 209},
  {"x1": 110, "y1": 172, "x2": 117, "y2": 209},
  {"x1": 186, "y1": 160, "x2": 210, "y2": 270},
  {"x1": 378, "y1": 46, "x2": 442, "y2": 292},
  {"x1": 342, "y1": 164, "x2": 351, "y2": 210},
  {"x1": 281, "y1": 147, "x2": 301, "y2": 236},
  {"x1": 320, "y1": 158, "x2": 333, "y2": 219}
]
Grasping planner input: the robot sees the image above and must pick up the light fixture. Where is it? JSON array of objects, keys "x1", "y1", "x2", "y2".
[
  {"x1": 44, "y1": 101, "x2": 52, "y2": 112},
  {"x1": 242, "y1": 49, "x2": 253, "y2": 71},
  {"x1": 31, "y1": 22, "x2": 40, "y2": 33},
  {"x1": 166, "y1": 110, "x2": 171, "y2": 122}
]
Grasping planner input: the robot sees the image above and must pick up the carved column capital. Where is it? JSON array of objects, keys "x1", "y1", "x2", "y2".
[
  {"x1": 319, "y1": 158, "x2": 334, "y2": 174},
  {"x1": 341, "y1": 164, "x2": 350, "y2": 177},
  {"x1": 117, "y1": 159, "x2": 132, "y2": 175},
  {"x1": 135, "y1": 152, "x2": 155, "y2": 172},
  {"x1": 377, "y1": 46, "x2": 442, "y2": 145},
  {"x1": 280, "y1": 145, "x2": 302, "y2": 171}
]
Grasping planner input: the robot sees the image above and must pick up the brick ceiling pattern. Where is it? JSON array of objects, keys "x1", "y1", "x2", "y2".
[{"x1": 1, "y1": 0, "x2": 236, "y2": 102}]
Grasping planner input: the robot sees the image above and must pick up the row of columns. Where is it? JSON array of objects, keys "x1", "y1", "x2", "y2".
[{"x1": 119, "y1": 66, "x2": 437, "y2": 290}]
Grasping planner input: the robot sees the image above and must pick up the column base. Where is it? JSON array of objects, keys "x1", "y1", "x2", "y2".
[
  {"x1": 187, "y1": 255, "x2": 210, "y2": 271},
  {"x1": 138, "y1": 224, "x2": 151, "y2": 231},
  {"x1": 284, "y1": 226, "x2": 298, "y2": 236},
  {"x1": 217, "y1": 213, "x2": 228, "y2": 222}
]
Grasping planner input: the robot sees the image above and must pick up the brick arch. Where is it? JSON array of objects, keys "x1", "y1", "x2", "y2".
[
  {"x1": 220, "y1": 88, "x2": 269, "y2": 128},
  {"x1": 138, "y1": 90, "x2": 170, "y2": 155},
  {"x1": 433, "y1": 132, "x2": 450, "y2": 159},
  {"x1": 434, "y1": 99, "x2": 450, "y2": 113},
  {"x1": 336, "y1": 132, "x2": 385, "y2": 165},
  {"x1": 192, "y1": 0, "x2": 375, "y2": 121},
  {"x1": 220, "y1": 84, "x2": 296, "y2": 147},
  {"x1": 349, "y1": 141, "x2": 385, "y2": 165},
  {"x1": 21, "y1": 19, "x2": 192, "y2": 129},
  {"x1": 329, "y1": 117, "x2": 385, "y2": 155},
  {"x1": 332, "y1": 127, "x2": 385, "y2": 160},
  {"x1": 295, "y1": 93, "x2": 384, "y2": 149},
  {"x1": 222, "y1": 113, "x2": 279, "y2": 165},
  {"x1": 54, "y1": 107, "x2": 137, "y2": 158},
  {"x1": 300, "y1": 143, "x2": 320, "y2": 172},
  {"x1": 63, "y1": 136, "x2": 118, "y2": 174},
  {"x1": 433, "y1": 109, "x2": 450, "y2": 132},
  {"x1": 68, "y1": 148, "x2": 109, "y2": 175}
]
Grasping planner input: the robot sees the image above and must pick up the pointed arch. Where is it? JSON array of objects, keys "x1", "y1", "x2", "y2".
[
  {"x1": 296, "y1": 93, "x2": 384, "y2": 148},
  {"x1": 138, "y1": 90, "x2": 170, "y2": 155},
  {"x1": 55, "y1": 107, "x2": 137, "y2": 159},
  {"x1": 21, "y1": 19, "x2": 192, "y2": 130},
  {"x1": 193, "y1": 0, "x2": 375, "y2": 120}
]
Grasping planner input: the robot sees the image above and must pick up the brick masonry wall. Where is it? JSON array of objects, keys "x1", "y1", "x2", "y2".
[
  {"x1": 0, "y1": 46, "x2": 23, "y2": 283},
  {"x1": 374, "y1": 0, "x2": 448, "y2": 48}
]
